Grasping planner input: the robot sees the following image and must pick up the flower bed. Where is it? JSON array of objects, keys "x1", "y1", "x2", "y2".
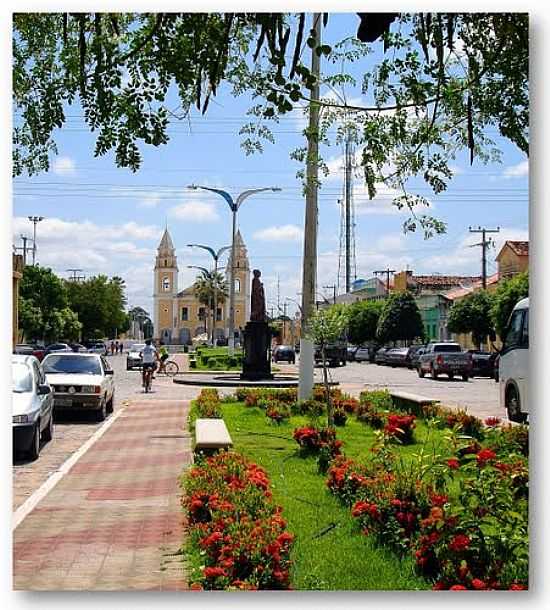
[
  {"x1": 183, "y1": 451, "x2": 294, "y2": 590},
  {"x1": 195, "y1": 388, "x2": 222, "y2": 418},
  {"x1": 325, "y1": 422, "x2": 529, "y2": 590}
]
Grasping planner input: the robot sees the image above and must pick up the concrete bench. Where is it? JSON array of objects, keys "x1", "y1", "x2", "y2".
[
  {"x1": 390, "y1": 391, "x2": 440, "y2": 416},
  {"x1": 195, "y1": 418, "x2": 233, "y2": 452}
]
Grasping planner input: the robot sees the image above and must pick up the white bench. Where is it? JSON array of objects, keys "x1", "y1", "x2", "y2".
[
  {"x1": 195, "y1": 418, "x2": 233, "y2": 452},
  {"x1": 390, "y1": 391, "x2": 440, "y2": 416}
]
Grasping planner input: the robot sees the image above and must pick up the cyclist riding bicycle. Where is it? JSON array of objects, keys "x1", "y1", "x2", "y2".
[
  {"x1": 140, "y1": 339, "x2": 159, "y2": 389},
  {"x1": 158, "y1": 341, "x2": 169, "y2": 374}
]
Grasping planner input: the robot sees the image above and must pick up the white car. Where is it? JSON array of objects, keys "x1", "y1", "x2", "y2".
[
  {"x1": 12, "y1": 354, "x2": 54, "y2": 460},
  {"x1": 126, "y1": 343, "x2": 146, "y2": 370},
  {"x1": 499, "y1": 297, "x2": 528, "y2": 423},
  {"x1": 42, "y1": 353, "x2": 115, "y2": 421}
]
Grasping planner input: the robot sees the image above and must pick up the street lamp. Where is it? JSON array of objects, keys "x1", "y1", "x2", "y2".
[
  {"x1": 187, "y1": 184, "x2": 281, "y2": 355},
  {"x1": 188, "y1": 265, "x2": 211, "y2": 339},
  {"x1": 187, "y1": 244, "x2": 231, "y2": 346},
  {"x1": 28, "y1": 216, "x2": 45, "y2": 265}
]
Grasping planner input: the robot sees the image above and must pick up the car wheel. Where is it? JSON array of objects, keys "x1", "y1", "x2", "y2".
[
  {"x1": 42, "y1": 413, "x2": 54, "y2": 442},
  {"x1": 448, "y1": 373, "x2": 454, "y2": 380},
  {"x1": 96, "y1": 399, "x2": 107, "y2": 422},
  {"x1": 462, "y1": 375, "x2": 469, "y2": 382},
  {"x1": 506, "y1": 386, "x2": 526, "y2": 423},
  {"x1": 28, "y1": 421, "x2": 41, "y2": 461},
  {"x1": 106, "y1": 393, "x2": 114, "y2": 414},
  {"x1": 417, "y1": 366, "x2": 425, "y2": 378},
  {"x1": 431, "y1": 366, "x2": 438, "y2": 379}
]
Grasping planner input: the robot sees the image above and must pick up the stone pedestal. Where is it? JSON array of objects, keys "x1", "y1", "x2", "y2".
[{"x1": 240, "y1": 321, "x2": 273, "y2": 380}]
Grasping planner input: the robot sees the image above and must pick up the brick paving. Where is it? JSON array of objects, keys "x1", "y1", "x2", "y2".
[{"x1": 13, "y1": 398, "x2": 193, "y2": 591}]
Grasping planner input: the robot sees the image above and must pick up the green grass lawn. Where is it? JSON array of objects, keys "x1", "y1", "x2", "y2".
[{"x1": 188, "y1": 402, "x2": 434, "y2": 590}]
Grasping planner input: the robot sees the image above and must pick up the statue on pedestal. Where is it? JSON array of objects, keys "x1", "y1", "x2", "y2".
[
  {"x1": 250, "y1": 269, "x2": 266, "y2": 322},
  {"x1": 240, "y1": 268, "x2": 273, "y2": 380}
]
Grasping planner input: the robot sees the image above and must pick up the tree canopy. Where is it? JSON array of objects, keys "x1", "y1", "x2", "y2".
[
  {"x1": 491, "y1": 271, "x2": 529, "y2": 338},
  {"x1": 346, "y1": 299, "x2": 385, "y2": 346},
  {"x1": 447, "y1": 290, "x2": 496, "y2": 348},
  {"x1": 65, "y1": 275, "x2": 129, "y2": 340},
  {"x1": 376, "y1": 291, "x2": 424, "y2": 344},
  {"x1": 19, "y1": 265, "x2": 83, "y2": 343},
  {"x1": 13, "y1": 13, "x2": 528, "y2": 236}
]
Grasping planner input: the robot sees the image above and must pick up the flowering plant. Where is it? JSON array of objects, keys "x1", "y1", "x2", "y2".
[
  {"x1": 184, "y1": 451, "x2": 294, "y2": 590},
  {"x1": 333, "y1": 407, "x2": 347, "y2": 427},
  {"x1": 266, "y1": 402, "x2": 290, "y2": 424},
  {"x1": 356, "y1": 403, "x2": 386, "y2": 429},
  {"x1": 384, "y1": 414, "x2": 416, "y2": 444}
]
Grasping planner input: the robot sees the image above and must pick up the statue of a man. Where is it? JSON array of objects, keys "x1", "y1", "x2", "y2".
[{"x1": 250, "y1": 269, "x2": 266, "y2": 321}]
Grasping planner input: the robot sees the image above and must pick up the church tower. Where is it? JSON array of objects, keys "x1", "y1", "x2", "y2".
[
  {"x1": 153, "y1": 228, "x2": 178, "y2": 343},
  {"x1": 225, "y1": 230, "x2": 251, "y2": 339}
]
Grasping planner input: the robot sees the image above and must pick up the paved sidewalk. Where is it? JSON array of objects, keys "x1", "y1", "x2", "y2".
[{"x1": 13, "y1": 399, "x2": 193, "y2": 591}]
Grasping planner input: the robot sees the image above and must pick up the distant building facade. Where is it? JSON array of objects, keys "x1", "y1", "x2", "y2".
[
  {"x1": 495, "y1": 240, "x2": 529, "y2": 279},
  {"x1": 153, "y1": 228, "x2": 250, "y2": 344}
]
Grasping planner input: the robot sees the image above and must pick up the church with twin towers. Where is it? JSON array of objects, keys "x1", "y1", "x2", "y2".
[{"x1": 153, "y1": 227, "x2": 251, "y2": 345}]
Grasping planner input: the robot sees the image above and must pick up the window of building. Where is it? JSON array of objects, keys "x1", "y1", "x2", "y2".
[
  {"x1": 198, "y1": 307, "x2": 206, "y2": 320},
  {"x1": 216, "y1": 308, "x2": 222, "y2": 321},
  {"x1": 162, "y1": 277, "x2": 170, "y2": 291},
  {"x1": 181, "y1": 307, "x2": 188, "y2": 321},
  {"x1": 235, "y1": 278, "x2": 240, "y2": 293}
]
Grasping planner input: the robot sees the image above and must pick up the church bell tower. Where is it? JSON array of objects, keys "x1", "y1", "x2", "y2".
[{"x1": 153, "y1": 228, "x2": 178, "y2": 343}]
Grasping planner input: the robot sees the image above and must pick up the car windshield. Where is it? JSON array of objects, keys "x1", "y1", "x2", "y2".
[
  {"x1": 12, "y1": 363, "x2": 33, "y2": 392},
  {"x1": 433, "y1": 344, "x2": 462, "y2": 353},
  {"x1": 43, "y1": 355, "x2": 102, "y2": 375},
  {"x1": 131, "y1": 344, "x2": 146, "y2": 352}
]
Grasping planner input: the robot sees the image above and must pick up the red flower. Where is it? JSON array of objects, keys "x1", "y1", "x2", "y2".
[
  {"x1": 476, "y1": 448, "x2": 497, "y2": 466},
  {"x1": 447, "y1": 458, "x2": 460, "y2": 470},
  {"x1": 484, "y1": 416, "x2": 501, "y2": 427},
  {"x1": 203, "y1": 566, "x2": 227, "y2": 579},
  {"x1": 449, "y1": 534, "x2": 471, "y2": 553},
  {"x1": 509, "y1": 583, "x2": 527, "y2": 590},
  {"x1": 471, "y1": 578, "x2": 487, "y2": 590},
  {"x1": 430, "y1": 493, "x2": 448, "y2": 507},
  {"x1": 449, "y1": 584, "x2": 467, "y2": 590},
  {"x1": 190, "y1": 582, "x2": 203, "y2": 590},
  {"x1": 432, "y1": 581, "x2": 446, "y2": 590}
]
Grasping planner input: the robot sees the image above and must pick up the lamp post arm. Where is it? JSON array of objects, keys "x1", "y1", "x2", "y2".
[
  {"x1": 188, "y1": 185, "x2": 236, "y2": 210},
  {"x1": 187, "y1": 243, "x2": 217, "y2": 259},
  {"x1": 235, "y1": 187, "x2": 280, "y2": 209}
]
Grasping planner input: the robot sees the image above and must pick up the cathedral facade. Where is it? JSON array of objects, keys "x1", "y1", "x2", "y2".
[{"x1": 153, "y1": 227, "x2": 251, "y2": 344}]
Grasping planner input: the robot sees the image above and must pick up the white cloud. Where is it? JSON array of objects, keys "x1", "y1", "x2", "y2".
[
  {"x1": 253, "y1": 224, "x2": 303, "y2": 242},
  {"x1": 503, "y1": 160, "x2": 528, "y2": 179},
  {"x1": 138, "y1": 191, "x2": 162, "y2": 208},
  {"x1": 52, "y1": 156, "x2": 76, "y2": 176},
  {"x1": 169, "y1": 199, "x2": 220, "y2": 223}
]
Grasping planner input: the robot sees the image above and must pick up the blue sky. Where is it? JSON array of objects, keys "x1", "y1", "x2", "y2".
[{"x1": 12, "y1": 13, "x2": 528, "y2": 318}]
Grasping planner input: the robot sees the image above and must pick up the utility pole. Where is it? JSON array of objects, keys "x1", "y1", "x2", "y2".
[
  {"x1": 374, "y1": 268, "x2": 396, "y2": 295},
  {"x1": 344, "y1": 130, "x2": 352, "y2": 293},
  {"x1": 66, "y1": 268, "x2": 85, "y2": 282},
  {"x1": 299, "y1": 12, "x2": 322, "y2": 401},
  {"x1": 323, "y1": 284, "x2": 337, "y2": 304},
  {"x1": 277, "y1": 274, "x2": 281, "y2": 311},
  {"x1": 17, "y1": 235, "x2": 32, "y2": 266},
  {"x1": 468, "y1": 226, "x2": 500, "y2": 289},
  {"x1": 28, "y1": 216, "x2": 45, "y2": 265}
]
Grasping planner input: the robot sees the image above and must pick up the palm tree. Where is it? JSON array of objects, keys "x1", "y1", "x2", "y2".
[{"x1": 192, "y1": 270, "x2": 229, "y2": 344}]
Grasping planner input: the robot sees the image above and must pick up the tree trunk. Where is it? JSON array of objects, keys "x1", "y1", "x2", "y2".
[{"x1": 321, "y1": 343, "x2": 333, "y2": 427}]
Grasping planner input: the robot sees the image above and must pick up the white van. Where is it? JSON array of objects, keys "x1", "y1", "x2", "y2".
[{"x1": 499, "y1": 297, "x2": 528, "y2": 422}]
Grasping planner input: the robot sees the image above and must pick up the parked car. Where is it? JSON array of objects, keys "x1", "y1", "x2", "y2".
[
  {"x1": 87, "y1": 341, "x2": 107, "y2": 354},
  {"x1": 493, "y1": 353, "x2": 500, "y2": 382},
  {"x1": 347, "y1": 345, "x2": 359, "y2": 362},
  {"x1": 272, "y1": 345, "x2": 296, "y2": 364},
  {"x1": 418, "y1": 342, "x2": 473, "y2": 380},
  {"x1": 70, "y1": 343, "x2": 88, "y2": 353},
  {"x1": 43, "y1": 343, "x2": 73, "y2": 358},
  {"x1": 314, "y1": 340, "x2": 347, "y2": 367},
  {"x1": 12, "y1": 354, "x2": 54, "y2": 460},
  {"x1": 386, "y1": 347, "x2": 409, "y2": 367},
  {"x1": 499, "y1": 297, "x2": 528, "y2": 423},
  {"x1": 354, "y1": 346, "x2": 372, "y2": 362},
  {"x1": 14, "y1": 344, "x2": 36, "y2": 356},
  {"x1": 126, "y1": 343, "x2": 146, "y2": 370},
  {"x1": 406, "y1": 345, "x2": 425, "y2": 369},
  {"x1": 42, "y1": 353, "x2": 115, "y2": 421},
  {"x1": 374, "y1": 347, "x2": 390, "y2": 365},
  {"x1": 467, "y1": 350, "x2": 498, "y2": 378}
]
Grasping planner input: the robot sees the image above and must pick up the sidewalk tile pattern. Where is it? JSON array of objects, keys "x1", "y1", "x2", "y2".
[{"x1": 13, "y1": 399, "x2": 193, "y2": 591}]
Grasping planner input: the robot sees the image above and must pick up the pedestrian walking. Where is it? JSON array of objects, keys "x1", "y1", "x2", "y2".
[
  {"x1": 115, "y1": 340, "x2": 119, "y2": 355},
  {"x1": 119, "y1": 341, "x2": 124, "y2": 354},
  {"x1": 110, "y1": 341, "x2": 115, "y2": 355}
]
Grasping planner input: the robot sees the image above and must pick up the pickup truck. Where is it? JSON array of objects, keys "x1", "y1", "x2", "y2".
[
  {"x1": 417, "y1": 342, "x2": 473, "y2": 381},
  {"x1": 314, "y1": 341, "x2": 347, "y2": 367}
]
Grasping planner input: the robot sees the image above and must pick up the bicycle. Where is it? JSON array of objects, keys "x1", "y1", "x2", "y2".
[
  {"x1": 142, "y1": 364, "x2": 155, "y2": 393},
  {"x1": 159, "y1": 359, "x2": 179, "y2": 376}
]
